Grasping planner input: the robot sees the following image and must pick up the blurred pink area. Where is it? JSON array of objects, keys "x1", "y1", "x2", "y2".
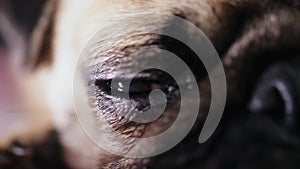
[{"x1": 0, "y1": 49, "x2": 24, "y2": 140}]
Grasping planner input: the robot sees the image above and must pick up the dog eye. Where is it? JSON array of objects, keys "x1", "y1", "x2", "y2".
[{"x1": 94, "y1": 69, "x2": 179, "y2": 111}]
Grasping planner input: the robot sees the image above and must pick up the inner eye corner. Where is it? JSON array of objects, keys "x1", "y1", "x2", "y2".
[{"x1": 94, "y1": 78, "x2": 112, "y2": 95}]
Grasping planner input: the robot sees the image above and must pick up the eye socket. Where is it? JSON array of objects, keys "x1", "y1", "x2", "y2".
[{"x1": 94, "y1": 69, "x2": 180, "y2": 111}]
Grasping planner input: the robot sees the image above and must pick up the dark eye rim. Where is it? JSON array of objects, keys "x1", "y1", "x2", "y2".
[{"x1": 94, "y1": 69, "x2": 180, "y2": 100}]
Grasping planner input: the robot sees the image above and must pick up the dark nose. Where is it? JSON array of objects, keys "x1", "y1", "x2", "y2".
[{"x1": 249, "y1": 57, "x2": 300, "y2": 130}]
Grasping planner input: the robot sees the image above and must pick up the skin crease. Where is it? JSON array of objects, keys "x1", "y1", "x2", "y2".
[{"x1": 1, "y1": 0, "x2": 300, "y2": 169}]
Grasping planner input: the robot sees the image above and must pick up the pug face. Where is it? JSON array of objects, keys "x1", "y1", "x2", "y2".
[{"x1": 1, "y1": 0, "x2": 300, "y2": 169}]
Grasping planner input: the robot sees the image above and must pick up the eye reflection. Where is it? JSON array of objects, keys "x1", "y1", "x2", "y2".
[{"x1": 94, "y1": 69, "x2": 180, "y2": 111}]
